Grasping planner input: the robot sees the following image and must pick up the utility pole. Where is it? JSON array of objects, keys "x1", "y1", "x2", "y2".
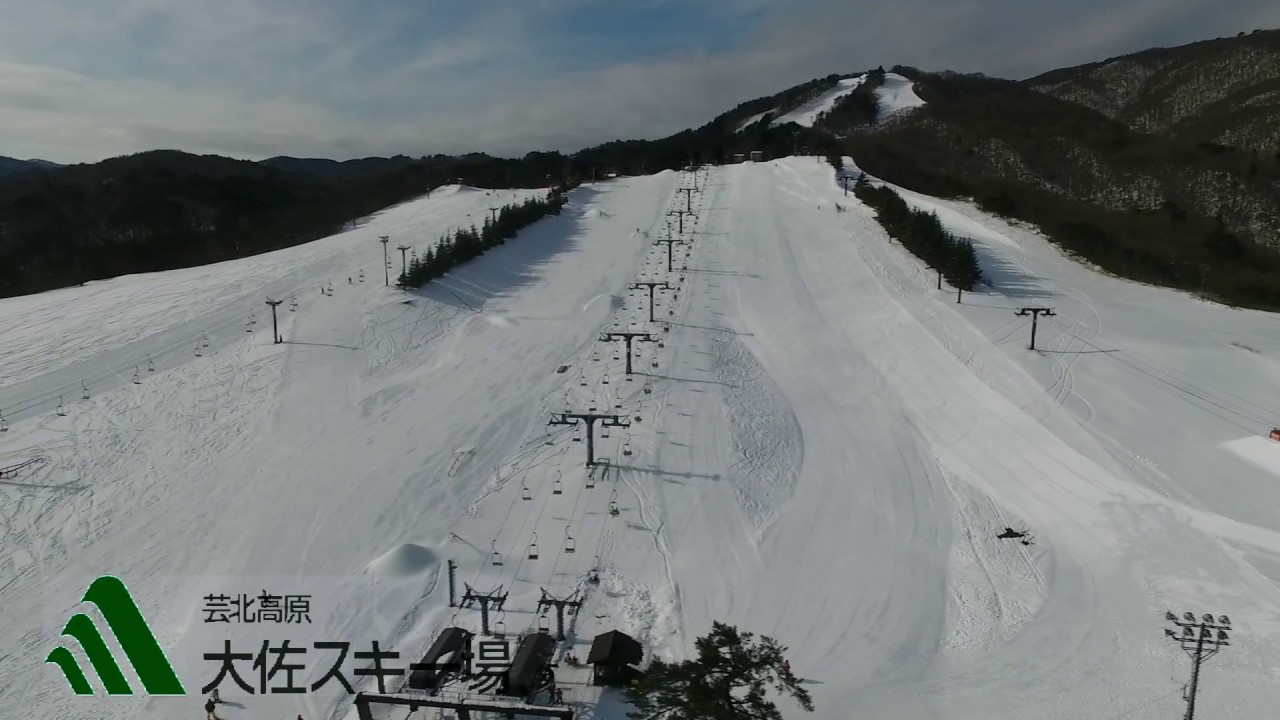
[
  {"x1": 840, "y1": 175, "x2": 855, "y2": 196},
  {"x1": 678, "y1": 187, "x2": 694, "y2": 213},
  {"x1": 379, "y1": 236, "x2": 390, "y2": 286},
  {"x1": 396, "y1": 244, "x2": 410, "y2": 282},
  {"x1": 536, "y1": 589, "x2": 583, "y2": 641},
  {"x1": 668, "y1": 209, "x2": 693, "y2": 235},
  {"x1": 265, "y1": 299, "x2": 284, "y2": 343},
  {"x1": 654, "y1": 237, "x2": 686, "y2": 273},
  {"x1": 630, "y1": 282, "x2": 671, "y2": 322},
  {"x1": 1165, "y1": 611, "x2": 1232, "y2": 720},
  {"x1": 1015, "y1": 307, "x2": 1056, "y2": 351},
  {"x1": 548, "y1": 412, "x2": 631, "y2": 466},
  {"x1": 600, "y1": 332, "x2": 653, "y2": 376},
  {"x1": 460, "y1": 584, "x2": 508, "y2": 637},
  {"x1": 447, "y1": 559, "x2": 458, "y2": 607}
]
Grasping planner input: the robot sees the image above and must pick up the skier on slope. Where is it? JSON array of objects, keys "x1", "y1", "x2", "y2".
[
  {"x1": 204, "y1": 696, "x2": 222, "y2": 720},
  {"x1": 782, "y1": 659, "x2": 792, "y2": 677}
]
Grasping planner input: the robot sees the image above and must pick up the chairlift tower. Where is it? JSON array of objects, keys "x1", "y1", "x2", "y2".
[
  {"x1": 631, "y1": 282, "x2": 672, "y2": 322},
  {"x1": 668, "y1": 208, "x2": 694, "y2": 235},
  {"x1": 548, "y1": 412, "x2": 631, "y2": 466},
  {"x1": 488, "y1": 207, "x2": 500, "y2": 224},
  {"x1": 654, "y1": 237, "x2": 687, "y2": 273},
  {"x1": 1015, "y1": 307, "x2": 1056, "y2": 351},
  {"x1": 460, "y1": 584, "x2": 509, "y2": 637},
  {"x1": 265, "y1": 299, "x2": 284, "y2": 343},
  {"x1": 396, "y1": 245, "x2": 411, "y2": 282},
  {"x1": 678, "y1": 187, "x2": 694, "y2": 213},
  {"x1": 600, "y1": 332, "x2": 654, "y2": 376},
  {"x1": 1164, "y1": 611, "x2": 1232, "y2": 720},
  {"x1": 536, "y1": 589, "x2": 583, "y2": 642}
]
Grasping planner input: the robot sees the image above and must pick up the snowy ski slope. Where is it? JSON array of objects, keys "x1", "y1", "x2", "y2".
[
  {"x1": 874, "y1": 72, "x2": 927, "y2": 118},
  {"x1": 770, "y1": 75, "x2": 867, "y2": 127},
  {"x1": 3, "y1": 159, "x2": 1280, "y2": 720}
]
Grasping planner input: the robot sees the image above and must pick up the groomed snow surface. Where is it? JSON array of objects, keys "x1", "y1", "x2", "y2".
[
  {"x1": 874, "y1": 72, "x2": 926, "y2": 118},
  {"x1": 4, "y1": 159, "x2": 1280, "y2": 720},
  {"x1": 770, "y1": 75, "x2": 867, "y2": 127}
]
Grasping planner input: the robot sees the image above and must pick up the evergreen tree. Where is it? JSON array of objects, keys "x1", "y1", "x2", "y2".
[{"x1": 624, "y1": 622, "x2": 814, "y2": 720}]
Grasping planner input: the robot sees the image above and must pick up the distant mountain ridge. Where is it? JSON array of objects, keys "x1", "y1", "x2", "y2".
[
  {"x1": 1026, "y1": 29, "x2": 1280, "y2": 153},
  {"x1": 1, "y1": 28, "x2": 1277, "y2": 307},
  {"x1": 0, "y1": 157, "x2": 61, "y2": 178}
]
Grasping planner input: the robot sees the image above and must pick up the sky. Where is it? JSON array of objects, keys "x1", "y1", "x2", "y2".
[{"x1": 0, "y1": 0, "x2": 1276, "y2": 165}]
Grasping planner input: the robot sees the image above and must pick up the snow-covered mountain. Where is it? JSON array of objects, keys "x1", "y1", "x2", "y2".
[{"x1": 3, "y1": 159, "x2": 1280, "y2": 720}]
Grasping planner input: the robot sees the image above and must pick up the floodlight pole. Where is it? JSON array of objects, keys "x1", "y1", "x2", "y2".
[
  {"x1": 654, "y1": 238, "x2": 686, "y2": 273},
  {"x1": 396, "y1": 245, "x2": 410, "y2": 282},
  {"x1": 1015, "y1": 307, "x2": 1056, "y2": 350},
  {"x1": 631, "y1": 282, "x2": 672, "y2": 322},
  {"x1": 600, "y1": 332, "x2": 654, "y2": 375},
  {"x1": 1164, "y1": 611, "x2": 1232, "y2": 720},
  {"x1": 379, "y1": 236, "x2": 390, "y2": 286},
  {"x1": 549, "y1": 412, "x2": 631, "y2": 466},
  {"x1": 265, "y1": 299, "x2": 284, "y2": 343}
]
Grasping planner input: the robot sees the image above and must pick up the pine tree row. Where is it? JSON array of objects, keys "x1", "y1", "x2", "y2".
[
  {"x1": 853, "y1": 177, "x2": 983, "y2": 296},
  {"x1": 398, "y1": 189, "x2": 570, "y2": 289}
]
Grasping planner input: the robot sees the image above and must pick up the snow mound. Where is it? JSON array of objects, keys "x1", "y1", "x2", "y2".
[
  {"x1": 367, "y1": 543, "x2": 440, "y2": 577},
  {"x1": 772, "y1": 75, "x2": 867, "y2": 128},
  {"x1": 1221, "y1": 436, "x2": 1280, "y2": 478},
  {"x1": 874, "y1": 73, "x2": 926, "y2": 119},
  {"x1": 581, "y1": 208, "x2": 612, "y2": 219}
]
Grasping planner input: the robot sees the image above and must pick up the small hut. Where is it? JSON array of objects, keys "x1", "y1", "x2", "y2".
[
  {"x1": 749, "y1": 150, "x2": 765, "y2": 162},
  {"x1": 587, "y1": 630, "x2": 644, "y2": 687},
  {"x1": 1270, "y1": 428, "x2": 1280, "y2": 442}
]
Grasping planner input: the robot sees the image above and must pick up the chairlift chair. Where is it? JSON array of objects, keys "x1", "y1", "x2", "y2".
[
  {"x1": 528, "y1": 533, "x2": 539, "y2": 560},
  {"x1": 538, "y1": 614, "x2": 550, "y2": 632},
  {"x1": 601, "y1": 425, "x2": 610, "y2": 439},
  {"x1": 494, "y1": 618, "x2": 506, "y2": 638},
  {"x1": 491, "y1": 540, "x2": 503, "y2": 566},
  {"x1": 622, "y1": 437, "x2": 633, "y2": 456},
  {"x1": 56, "y1": 396, "x2": 66, "y2": 416},
  {"x1": 195, "y1": 343, "x2": 203, "y2": 357},
  {"x1": 522, "y1": 480, "x2": 532, "y2": 501},
  {"x1": 563, "y1": 526, "x2": 576, "y2": 553},
  {"x1": 609, "y1": 501, "x2": 620, "y2": 516},
  {"x1": 81, "y1": 381, "x2": 90, "y2": 401},
  {"x1": 132, "y1": 367, "x2": 142, "y2": 385},
  {"x1": 148, "y1": 355, "x2": 155, "y2": 372},
  {"x1": 0, "y1": 412, "x2": 7, "y2": 432},
  {"x1": 553, "y1": 477, "x2": 563, "y2": 495}
]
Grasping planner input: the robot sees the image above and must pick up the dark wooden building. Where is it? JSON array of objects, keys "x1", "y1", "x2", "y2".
[
  {"x1": 586, "y1": 630, "x2": 644, "y2": 687},
  {"x1": 504, "y1": 632, "x2": 557, "y2": 698},
  {"x1": 407, "y1": 627, "x2": 473, "y2": 692}
]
